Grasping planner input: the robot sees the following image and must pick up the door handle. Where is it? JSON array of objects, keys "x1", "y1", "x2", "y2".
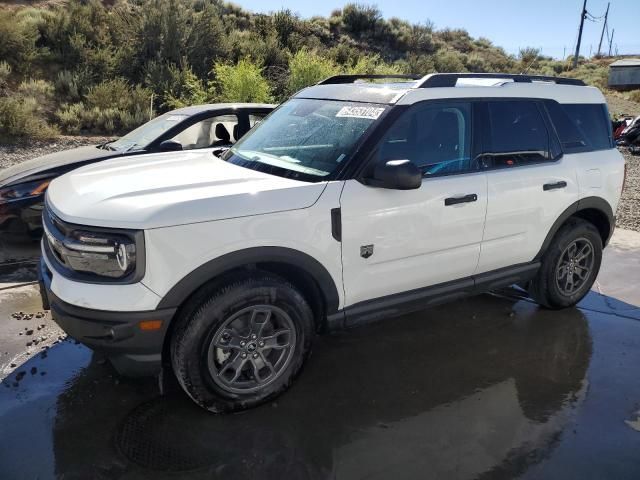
[
  {"x1": 543, "y1": 181, "x2": 567, "y2": 191},
  {"x1": 444, "y1": 194, "x2": 478, "y2": 206}
]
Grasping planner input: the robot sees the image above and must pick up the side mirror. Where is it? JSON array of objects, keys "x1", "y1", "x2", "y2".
[
  {"x1": 365, "y1": 160, "x2": 422, "y2": 190},
  {"x1": 158, "y1": 140, "x2": 183, "y2": 152}
]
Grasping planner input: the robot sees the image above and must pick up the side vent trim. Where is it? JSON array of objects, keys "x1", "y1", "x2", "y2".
[{"x1": 331, "y1": 208, "x2": 342, "y2": 242}]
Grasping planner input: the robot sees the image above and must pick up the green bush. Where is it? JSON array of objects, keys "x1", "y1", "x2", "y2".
[
  {"x1": 55, "y1": 69, "x2": 94, "y2": 102},
  {"x1": 54, "y1": 103, "x2": 84, "y2": 134},
  {"x1": 185, "y1": 5, "x2": 229, "y2": 77},
  {"x1": 18, "y1": 79, "x2": 54, "y2": 100},
  {"x1": 288, "y1": 49, "x2": 339, "y2": 94},
  {"x1": 272, "y1": 9, "x2": 298, "y2": 46},
  {"x1": 86, "y1": 78, "x2": 134, "y2": 110},
  {"x1": 402, "y1": 54, "x2": 436, "y2": 75},
  {"x1": 212, "y1": 59, "x2": 272, "y2": 103},
  {"x1": 54, "y1": 78, "x2": 152, "y2": 135},
  {"x1": 0, "y1": 61, "x2": 11, "y2": 89},
  {"x1": 0, "y1": 96, "x2": 59, "y2": 140},
  {"x1": 564, "y1": 62, "x2": 609, "y2": 89},
  {"x1": 0, "y1": 9, "x2": 39, "y2": 73},
  {"x1": 434, "y1": 49, "x2": 467, "y2": 73},
  {"x1": 56, "y1": 102, "x2": 149, "y2": 135},
  {"x1": 341, "y1": 3, "x2": 383, "y2": 37},
  {"x1": 80, "y1": 106, "x2": 148, "y2": 135},
  {"x1": 465, "y1": 53, "x2": 488, "y2": 73},
  {"x1": 347, "y1": 54, "x2": 402, "y2": 75},
  {"x1": 163, "y1": 65, "x2": 210, "y2": 109}
]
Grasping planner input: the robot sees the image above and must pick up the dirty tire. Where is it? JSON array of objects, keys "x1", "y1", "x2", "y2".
[
  {"x1": 528, "y1": 218, "x2": 602, "y2": 309},
  {"x1": 170, "y1": 273, "x2": 314, "y2": 413}
]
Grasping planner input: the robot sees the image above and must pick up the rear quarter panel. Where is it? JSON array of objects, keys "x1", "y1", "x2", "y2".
[{"x1": 575, "y1": 148, "x2": 625, "y2": 212}]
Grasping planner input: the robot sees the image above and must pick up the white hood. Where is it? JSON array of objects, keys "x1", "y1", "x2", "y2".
[{"x1": 46, "y1": 150, "x2": 326, "y2": 229}]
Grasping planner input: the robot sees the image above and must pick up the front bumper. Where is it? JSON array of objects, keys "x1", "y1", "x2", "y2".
[{"x1": 39, "y1": 258, "x2": 176, "y2": 376}]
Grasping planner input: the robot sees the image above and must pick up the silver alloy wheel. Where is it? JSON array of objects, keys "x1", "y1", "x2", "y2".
[
  {"x1": 555, "y1": 237, "x2": 595, "y2": 296},
  {"x1": 206, "y1": 305, "x2": 296, "y2": 394}
]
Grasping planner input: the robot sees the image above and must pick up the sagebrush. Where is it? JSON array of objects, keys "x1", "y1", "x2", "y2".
[{"x1": 0, "y1": 0, "x2": 633, "y2": 140}]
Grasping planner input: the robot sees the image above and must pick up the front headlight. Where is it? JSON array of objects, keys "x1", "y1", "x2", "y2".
[
  {"x1": 43, "y1": 206, "x2": 143, "y2": 282},
  {"x1": 61, "y1": 230, "x2": 137, "y2": 278},
  {"x1": 0, "y1": 178, "x2": 52, "y2": 204}
]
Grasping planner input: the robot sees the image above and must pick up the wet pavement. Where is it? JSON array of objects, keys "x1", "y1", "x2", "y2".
[{"x1": 0, "y1": 231, "x2": 639, "y2": 479}]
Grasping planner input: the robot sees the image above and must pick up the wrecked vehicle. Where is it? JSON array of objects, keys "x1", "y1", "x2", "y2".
[{"x1": 0, "y1": 103, "x2": 273, "y2": 240}]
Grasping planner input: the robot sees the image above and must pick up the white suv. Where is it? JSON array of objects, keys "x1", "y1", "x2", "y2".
[{"x1": 39, "y1": 73, "x2": 625, "y2": 412}]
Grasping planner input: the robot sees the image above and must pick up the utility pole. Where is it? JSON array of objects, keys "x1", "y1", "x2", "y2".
[
  {"x1": 573, "y1": 0, "x2": 588, "y2": 68},
  {"x1": 597, "y1": 2, "x2": 610, "y2": 56},
  {"x1": 608, "y1": 28, "x2": 615, "y2": 56}
]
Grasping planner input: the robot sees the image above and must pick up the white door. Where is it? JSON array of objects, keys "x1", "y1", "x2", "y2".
[
  {"x1": 476, "y1": 100, "x2": 580, "y2": 274},
  {"x1": 340, "y1": 101, "x2": 488, "y2": 308}
]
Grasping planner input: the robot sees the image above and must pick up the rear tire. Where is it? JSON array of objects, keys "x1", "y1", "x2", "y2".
[
  {"x1": 529, "y1": 218, "x2": 602, "y2": 309},
  {"x1": 170, "y1": 273, "x2": 314, "y2": 413}
]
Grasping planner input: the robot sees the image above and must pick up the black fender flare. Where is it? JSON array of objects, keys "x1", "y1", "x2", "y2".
[
  {"x1": 156, "y1": 246, "x2": 340, "y2": 314},
  {"x1": 534, "y1": 196, "x2": 615, "y2": 260}
]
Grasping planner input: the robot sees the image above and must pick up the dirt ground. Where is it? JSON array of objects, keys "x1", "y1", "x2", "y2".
[
  {"x1": 606, "y1": 92, "x2": 640, "y2": 117},
  {"x1": 0, "y1": 135, "x2": 115, "y2": 170}
]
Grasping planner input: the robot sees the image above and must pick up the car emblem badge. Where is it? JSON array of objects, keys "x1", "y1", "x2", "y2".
[{"x1": 360, "y1": 245, "x2": 374, "y2": 259}]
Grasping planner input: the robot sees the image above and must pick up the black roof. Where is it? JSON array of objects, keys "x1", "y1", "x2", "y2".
[
  {"x1": 294, "y1": 82, "x2": 416, "y2": 105},
  {"x1": 168, "y1": 102, "x2": 275, "y2": 115},
  {"x1": 296, "y1": 72, "x2": 587, "y2": 105}
]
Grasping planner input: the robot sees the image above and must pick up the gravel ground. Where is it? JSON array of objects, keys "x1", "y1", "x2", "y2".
[
  {"x1": 0, "y1": 135, "x2": 115, "y2": 170},
  {"x1": 1, "y1": 137, "x2": 638, "y2": 232},
  {"x1": 618, "y1": 149, "x2": 639, "y2": 232}
]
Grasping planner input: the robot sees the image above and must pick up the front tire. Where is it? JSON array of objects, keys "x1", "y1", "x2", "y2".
[
  {"x1": 170, "y1": 273, "x2": 314, "y2": 413},
  {"x1": 529, "y1": 218, "x2": 603, "y2": 309}
]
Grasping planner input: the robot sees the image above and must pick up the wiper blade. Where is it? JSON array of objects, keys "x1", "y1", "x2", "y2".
[
  {"x1": 212, "y1": 147, "x2": 230, "y2": 158},
  {"x1": 98, "y1": 141, "x2": 116, "y2": 151}
]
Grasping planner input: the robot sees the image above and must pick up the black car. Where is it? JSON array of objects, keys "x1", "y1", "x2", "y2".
[{"x1": 0, "y1": 103, "x2": 274, "y2": 239}]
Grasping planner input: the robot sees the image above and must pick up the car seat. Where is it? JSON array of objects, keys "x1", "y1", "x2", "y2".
[{"x1": 211, "y1": 123, "x2": 232, "y2": 147}]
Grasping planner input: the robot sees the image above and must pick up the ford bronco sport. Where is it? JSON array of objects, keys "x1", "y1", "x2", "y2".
[{"x1": 39, "y1": 73, "x2": 625, "y2": 412}]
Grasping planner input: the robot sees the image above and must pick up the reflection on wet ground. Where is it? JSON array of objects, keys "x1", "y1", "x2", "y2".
[
  {"x1": 1, "y1": 231, "x2": 640, "y2": 479},
  {"x1": 1, "y1": 289, "x2": 640, "y2": 479},
  {"x1": 0, "y1": 235, "x2": 39, "y2": 264}
]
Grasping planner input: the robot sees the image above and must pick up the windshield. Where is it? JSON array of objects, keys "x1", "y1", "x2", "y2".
[
  {"x1": 107, "y1": 112, "x2": 188, "y2": 151},
  {"x1": 222, "y1": 99, "x2": 387, "y2": 182}
]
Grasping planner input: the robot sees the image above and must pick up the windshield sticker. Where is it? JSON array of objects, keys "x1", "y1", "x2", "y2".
[
  {"x1": 166, "y1": 115, "x2": 183, "y2": 122},
  {"x1": 336, "y1": 106, "x2": 385, "y2": 120}
]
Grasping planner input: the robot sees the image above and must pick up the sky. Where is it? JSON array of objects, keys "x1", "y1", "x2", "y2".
[{"x1": 235, "y1": 0, "x2": 639, "y2": 59}]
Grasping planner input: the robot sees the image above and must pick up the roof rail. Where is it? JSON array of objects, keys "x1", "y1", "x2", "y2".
[
  {"x1": 417, "y1": 73, "x2": 586, "y2": 88},
  {"x1": 317, "y1": 74, "x2": 422, "y2": 85}
]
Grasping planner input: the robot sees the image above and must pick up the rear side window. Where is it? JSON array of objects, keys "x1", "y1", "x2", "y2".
[
  {"x1": 545, "y1": 101, "x2": 613, "y2": 153},
  {"x1": 484, "y1": 100, "x2": 551, "y2": 166}
]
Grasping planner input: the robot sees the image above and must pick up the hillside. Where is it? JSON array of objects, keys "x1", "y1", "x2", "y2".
[{"x1": 0, "y1": 0, "x2": 639, "y2": 141}]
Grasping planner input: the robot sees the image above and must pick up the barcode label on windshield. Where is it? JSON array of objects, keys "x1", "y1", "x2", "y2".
[{"x1": 336, "y1": 106, "x2": 385, "y2": 120}]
